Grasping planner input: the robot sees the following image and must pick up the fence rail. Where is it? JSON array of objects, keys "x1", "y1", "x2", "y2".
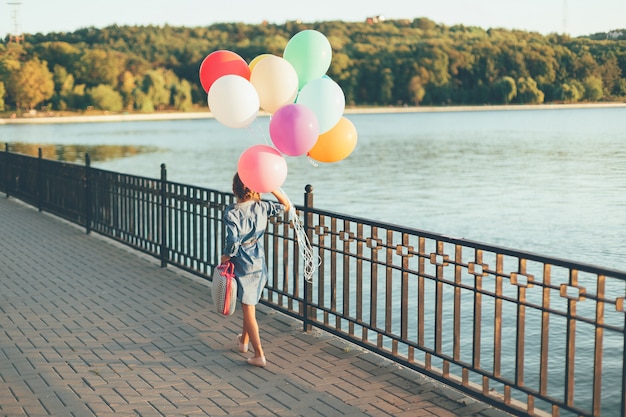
[{"x1": 2, "y1": 144, "x2": 626, "y2": 417}]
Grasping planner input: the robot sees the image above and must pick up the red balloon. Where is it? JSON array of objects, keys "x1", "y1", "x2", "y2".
[{"x1": 199, "y1": 50, "x2": 250, "y2": 93}]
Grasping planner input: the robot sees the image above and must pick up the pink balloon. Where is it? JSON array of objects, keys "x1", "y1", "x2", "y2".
[
  {"x1": 269, "y1": 104, "x2": 319, "y2": 156},
  {"x1": 237, "y1": 145, "x2": 288, "y2": 193}
]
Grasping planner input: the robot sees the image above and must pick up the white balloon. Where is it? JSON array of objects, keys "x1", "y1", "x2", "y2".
[
  {"x1": 250, "y1": 55, "x2": 298, "y2": 114},
  {"x1": 208, "y1": 75, "x2": 260, "y2": 128}
]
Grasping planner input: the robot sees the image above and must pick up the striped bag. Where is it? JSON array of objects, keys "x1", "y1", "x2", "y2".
[{"x1": 211, "y1": 262, "x2": 237, "y2": 316}]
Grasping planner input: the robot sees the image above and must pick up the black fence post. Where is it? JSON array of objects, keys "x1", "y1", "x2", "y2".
[
  {"x1": 160, "y1": 163, "x2": 168, "y2": 268},
  {"x1": 3, "y1": 143, "x2": 8, "y2": 198},
  {"x1": 622, "y1": 312, "x2": 626, "y2": 417},
  {"x1": 37, "y1": 147, "x2": 42, "y2": 212},
  {"x1": 85, "y1": 153, "x2": 92, "y2": 234},
  {"x1": 303, "y1": 184, "x2": 314, "y2": 332}
]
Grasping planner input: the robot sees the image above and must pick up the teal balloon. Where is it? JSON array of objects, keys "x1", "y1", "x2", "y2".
[
  {"x1": 283, "y1": 30, "x2": 332, "y2": 89},
  {"x1": 296, "y1": 77, "x2": 345, "y2": 134}
]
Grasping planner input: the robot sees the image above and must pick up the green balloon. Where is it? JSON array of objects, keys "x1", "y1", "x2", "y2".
[{"x1": 283, "y1": 30, "x2": 332, "y2": 90}]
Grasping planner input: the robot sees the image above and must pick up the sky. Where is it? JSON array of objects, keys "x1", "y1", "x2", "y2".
[{"x1": 1, "y1": 0, "x2": 624, "y2": 39}]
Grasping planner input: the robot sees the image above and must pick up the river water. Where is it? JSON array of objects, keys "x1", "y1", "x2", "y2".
[
  {"x1": 3, "y1": 106, "x2": 625, "y2": 271},
  {"x1": 3, "y1": 106, "x2": 626, "y2": 414}
]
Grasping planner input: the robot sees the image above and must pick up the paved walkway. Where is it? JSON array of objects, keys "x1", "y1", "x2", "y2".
[{"x1": 0, "y1": 197, "x2": 510, "y2": 417}]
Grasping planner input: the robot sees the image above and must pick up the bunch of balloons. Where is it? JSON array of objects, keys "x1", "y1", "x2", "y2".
[{"x1": 199, "y1": 30, "x2": 358, "y2": 193}]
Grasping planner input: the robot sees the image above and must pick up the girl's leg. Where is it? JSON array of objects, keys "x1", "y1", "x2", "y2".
[
  {"x1": 242, "y1": 303, "x2": 265, "y2": 360},
  {"x1": 238, "y1": 311, "x2": 251, "y2": 349}
]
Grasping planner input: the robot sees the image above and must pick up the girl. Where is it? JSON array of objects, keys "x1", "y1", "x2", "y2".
[{"x1": 220, "y1": 173, "x2": 290, "y2": 367}]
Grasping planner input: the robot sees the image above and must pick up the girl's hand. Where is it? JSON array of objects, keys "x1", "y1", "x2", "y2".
[
  {"x1": 221, "y1": 255, "x2": 231, "y2": 264},
  {"x1": 271, "y1": 190, "x2": 290, "y2": 212}
]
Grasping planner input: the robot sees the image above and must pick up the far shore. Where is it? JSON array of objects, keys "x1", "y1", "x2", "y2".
[{"x1": 1, "y1": 102, "x2": 625, "y2": 125}]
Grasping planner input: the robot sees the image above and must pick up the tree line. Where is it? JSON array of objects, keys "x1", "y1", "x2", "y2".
[{"x1": 1, "y1": 18, "x2": 625, "y2": 113}]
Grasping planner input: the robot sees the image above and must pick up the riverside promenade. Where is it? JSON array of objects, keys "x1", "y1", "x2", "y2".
[{"x1": 0, "y1": 196, "x2": 509, "y2": 417}]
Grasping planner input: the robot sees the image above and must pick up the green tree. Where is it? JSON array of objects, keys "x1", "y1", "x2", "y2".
[
  {"x1": 50, "y1": 64, "x2": 83, "y2": 111},
  {"x1": 7, "y1": 57, "x2": 55, "y2": 110},
  {"x1": 555, "y1": 81, "x2": 584, "y2": 102},
  {"x1": 572, "y1": 51, "x2": 598, "y2": 80},
  {"x1": 516, "y1": 77, "x2": 544, "y2": 104},
  {"x1": 140, "y1": 69, "x2": 170, "y2": 110},
  {"x1": 379, "y1": 68, "x2": 394, "y2": 104},
  {"x1": 0, "y1": 43, "x2": 25, "y2": 78},
  {"x1": 74, "y1": 49, "x2": 124, "y2": 87},
  {"x1": 118, "y1": 71, "x2": 137, "y2": 110},
  {"x1": 133, "y1": 88, "x2": 154, "y2": 112},
  {"x1": 32, "y1": 42, "x2": 80, "y2": 73},
  {"x1": 3, "y1": 21, "x2": 625, "y2": 111},
  {"x1": 408, "y1": 74, "x2": 426, "y2": 105},
  {"x1": 0, "y1": 81, "x2": 5, "y2": 111},
  {"x1": 597, "y1": 55, "x2": 622, "y2": 95},
  {"x1": 492, "y1": 76, "x2": 517, "y2": 104},
  {"x1": 413, "y1": 17, "x2": 438, "y2": 32},
  {"x1": 0, "y1": 44, "x2": 24, "y2": 109},
  {"x1": 616, "y1": 79, "x2": 626, "y2": 96},
  {"x1": 87, "y1": 84, "x2": 123, "y2": 111},
  {"x1": 171, "y1": 79, "x2": 193, "y2": 111},
  {"x1": 583, "y1": 76, "x2": 604, "y2": 101},
  {"x1": 69, "y1": 84, "x2": 89, "y2": 110},
  {"x1": 525, "y1": 44, "x2": 557, "y2": 85},
  {"x1": 52, "y1": 65, "x2": 69, "y2": 92},
  {"x1": 59, "y1": 72, "x2": 76, "y2": 96},
  {"x1": 52, "y1": 70, "x2": 77, "y2": 110}
]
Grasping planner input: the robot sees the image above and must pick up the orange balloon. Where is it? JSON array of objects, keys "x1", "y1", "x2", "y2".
[{"x1": 307, "y1": 117, "x2": 357, "y2": 163}]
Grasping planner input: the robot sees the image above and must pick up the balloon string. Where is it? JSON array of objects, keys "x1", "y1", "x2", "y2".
[
  {"x1": 245, "y1": 120, "x2": 272, "y2": 147},
  {"x1": 280, "y1": 189, "x2": 318, "y2": 283}
]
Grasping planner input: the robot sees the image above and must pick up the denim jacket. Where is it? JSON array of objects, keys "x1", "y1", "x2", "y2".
[{"x1": 222, "y1": 200, "x2": 285, "y2": 279}]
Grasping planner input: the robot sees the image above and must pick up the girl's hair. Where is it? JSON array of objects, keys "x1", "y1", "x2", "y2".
[{"x1": 232, "y1": 173, "x2": 261, "y2": 202}]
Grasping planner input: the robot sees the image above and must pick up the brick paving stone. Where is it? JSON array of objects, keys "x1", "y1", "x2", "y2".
[{"x1": 0, "y1": 197, "x2": 512, "y2": 417}]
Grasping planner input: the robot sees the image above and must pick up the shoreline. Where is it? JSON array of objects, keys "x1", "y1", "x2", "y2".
[{"x1": 1, "y1": 102, "x2": 625, "y2": 125}]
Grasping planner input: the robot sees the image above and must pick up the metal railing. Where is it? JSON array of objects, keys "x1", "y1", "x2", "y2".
[{"x1": 2, "y1": 144, "x2": 626, "y2": 417}]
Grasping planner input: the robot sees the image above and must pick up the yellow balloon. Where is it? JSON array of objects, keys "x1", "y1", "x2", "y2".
[
  {"x1": 249, "y1": 54, "x2": 272, "y2": 72},
  {"x1": 308, "y1": 117, "x2": 357, "y2": 163}
]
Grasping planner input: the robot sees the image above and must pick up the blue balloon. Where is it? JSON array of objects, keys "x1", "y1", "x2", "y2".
[{"x1": 296, "y1": 77, "x2": 345, "y2": 134}]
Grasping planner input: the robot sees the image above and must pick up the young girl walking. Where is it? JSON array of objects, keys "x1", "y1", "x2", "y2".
[{"x1": 220, "y1": 173, "x2": 290, "y2": 367}]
